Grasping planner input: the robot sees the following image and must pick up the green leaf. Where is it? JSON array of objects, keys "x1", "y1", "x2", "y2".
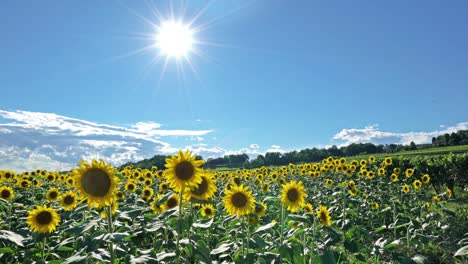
[
  {"x1": 0, "y1": 247, "x2": 14, "y2": 254},
  {"x1": 156, "y1": 252, "x2": 176, "y2": 261},
  {"x1": 195, "y1": 240, "x2": 211, "y2": 263},
  {"x1": 193, "y1": 218, "x2": 214, "y2": 229},
  {"x1": 211, "y1": 242, "x2": 233, "y2": 255},
  {"x1": 130, "y1": 255, "x2": 157, "y2": 264},
  {"x1": 0, "y1": 230, "x2": 24, "y2": 247},
  {"x1": 287, "y1": 214, "x2": 311, "y2": 224},
  {"x1": 63, "y1": 253, "x2": 88, "y2": 264},
  {"x1": 454, "y1": 245, "x2": 468, "y2": 257},
  {"x1": 254, "y1": 222, "x2": 276, "y2": 234},
  {"x1": 384, "y1": 239, "x2": 401, "y2": 250},
  {"x1": 57, "y1": 246, "x2": 74, "y2": 252},
  {"x1": 411, "y1": 254, "x2": 429, "y2": 264}
]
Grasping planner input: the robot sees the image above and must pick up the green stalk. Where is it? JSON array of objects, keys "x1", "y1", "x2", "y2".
[
  {"x1": 241, "y1": 216, "x2": 246, "y2": 258},
  {"x1": 106, "y1": 205, "x2": 115, "y2": 263},
  {"x1": 176, "y1": 187, "x2": 184, "y2": 264},
  {"x1": 279, "y1": 204, "x2": 285, "y2": 246},
  {"x1": 41, "y1": 236, "x2": 47, "y2": 262}
]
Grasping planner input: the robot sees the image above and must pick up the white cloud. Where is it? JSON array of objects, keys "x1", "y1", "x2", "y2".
[
  {"x1": 249, "y1": 144, "x2": 259, "y2": 149},
  {"x1": 0, "y1": 109, "x2": 214, "y2": 172},
  {"x1": 333, "y1": 122, "x2": 468, "y2": 146}
]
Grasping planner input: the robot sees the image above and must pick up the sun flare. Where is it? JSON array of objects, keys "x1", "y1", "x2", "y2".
[{"x1": 155, "y1": 20, "x2": 194, "y2": 59}]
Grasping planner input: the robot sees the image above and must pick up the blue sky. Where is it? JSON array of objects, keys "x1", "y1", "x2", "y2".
[{"x1": 1, "y1": 1, "x2": 467, "y2": 171}]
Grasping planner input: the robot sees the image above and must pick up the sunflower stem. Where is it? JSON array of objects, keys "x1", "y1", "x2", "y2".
[
  {"x1": 279, "y1": 203, "x2": 285, "y2": 247},
  {"x1": 241, "y1": 216, "x2": 245, "y2": 258},
  {"x1": 106, "y1": 205, "x2": 115, "y2": 264},
  {"x1": 176, "y1": 187, "x2": 184, "y2": 264},
  {"x1": 41, "y1": 236, "x2": 47, "y2": 262}
]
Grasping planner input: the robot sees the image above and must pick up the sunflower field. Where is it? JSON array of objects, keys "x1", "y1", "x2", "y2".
[{"x1": 0, "y1": 151, "x2": 467, "y2": 263}]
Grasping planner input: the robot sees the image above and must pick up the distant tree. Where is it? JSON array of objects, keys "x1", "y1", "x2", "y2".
[{"x1": 410, "y1": 141, "x2": 417, "y2": 150}]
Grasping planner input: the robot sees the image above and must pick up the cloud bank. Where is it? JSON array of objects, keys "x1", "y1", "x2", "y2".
[{"x1": 333, "y1": 123, "x2": 468, "y2": 146}]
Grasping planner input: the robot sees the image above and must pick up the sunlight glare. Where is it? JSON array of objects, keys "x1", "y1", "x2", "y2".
[{"x1": 155, "y1": 20, "x2": 194, "y2": 59}]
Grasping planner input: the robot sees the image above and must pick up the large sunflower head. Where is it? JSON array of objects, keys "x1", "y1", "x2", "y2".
[
  {"x1": 186, "y1": 172, "x2": 217, "y2": 201},
  {"x1": 222, "y1": 184, "x2": 255, "y2": 217},
  {"x1": 200, "y1": 204, "x2": 216, "y2": 218},
  {"x1": 27, "y1": 206, "x2": 61, "y2": 234},
  {"x1": 281, "y1": 181, "x2": 307, "y2": 213},
  {"x1": 164, "y1": 150, "x2": 205, "y2": 193},
  {"x1": 0, "y1": 186, "x2": 14, "y2": 201},
  {"x1": 60, "y1": 191, "x2": 78, "y2": 211},
  {"x1": 72, "y1": 159, "x2": 119, "y2": 207},
  {"x1": 317, "y1": 205, "x2": 331, "y2": 226}
]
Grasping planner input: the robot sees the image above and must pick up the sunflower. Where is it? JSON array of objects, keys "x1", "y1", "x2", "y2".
[
  {"x1": 383, "y1": 157, "x2": 392, "y2": 166},
  {"x1": 72, "y1": 159, "x2": 119, "y2": 207},
  {"x1": 186, "y1": 172, "x2": 217, "y2": 201},
  {"x1": 60, "y1": 191, "x2": 78, "y2": 211},
  {"x1": 371, "y1": 202, "x2": 379, "y2": 209},
  {"x1": 116, "y1": 191, "x2": 125, "y2": 201},
  {"x1": 281, "y1": 181, "x2": 307, "y2": 213},
  {"x1": 254, "y1": 201, "x2": 267, "y2": 217},
  {"x1": 432, "y1": 196, "x2": 440, "y2": 204},
  {"x1": 125, "y1": 180, "x2": 137, "y2": 193},
  {"x1": 200, "y1": 204, "x2": 216, "y2": 218},
  {"x1": 424, "y1": 202, "x2": 431, "y2": 210},
  {"x1": 413, "y1": 180, "x2": 422, "y2": 190},
  {"x1": 164, "y1": 150, "x2": 205, "y2": 193},
  {"x1": 394, "y1": 168, "x2": 401, "y2": 175},
  {"x1": 164, "y1": 194, "x2": 180, "y2": 211},
  {"x1": 142, "y1": 186, "x2": 154, "y2": 200},
  {"x1": 324, "y1": 179, "x2": 333, "y2": 187},
  {"x1": 369, "y1": 156, "x2": 376, "y2": 163},
  {"x1": 402, "y1": 184, "x2": 410, "y2": 193},
  {"x1": 151, "y1": 200, "x2": 164, "y2": 214},
  {"x1": 421, "y1": 174, "x2": 430, "y2": 184},
  {"x1": 317, "y1": 205, "x2": 331, "y2": 226},
  {"x1": 349, "y1": 187, "x2": 359, "y2": 196},
  {"x1": 46, "y1": 173, "x2": 56, "y2": 182},
  {"x1": 46, "y1": 188, "x2": 60, "y2": 202},
  {"x1": 446, "y1": 188, "x2": 453, "y2": 198},
  {"x1": 377, "y1": 168, "x2": 385, "y2": 176},
  {"x1": 405, "y1": 168, "x2": 414, "y2": 178},
  {"x1": 367, "y1": 171, "x2": 375, "y2": 179},
  {"x1": 223, "y1": 184, "x2": 255, "y2": 217},
  {"x1": 0, "y1": 186, "x2": 14, "y2": 201},
  {"x1": 159, "y1": 182, "x2": 169, "y2": 193},
  {"x1": 303, "y1": 203, "x2": 314, "y2": 213},
  {"x1": 248, "y1": 214, "x2": 259, "y2": 225},
  {"x1": 390, "y1": 173, "x2": 398, "y2": 182},
  {"x1": 261, "y1": 183, "x2": 270, "y2": 193},
  {"x1": 27, "y1": 206, "x2": 61, "y2": 234}
]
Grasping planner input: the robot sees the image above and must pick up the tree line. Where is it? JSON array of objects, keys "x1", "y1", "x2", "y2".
[{"x1": 120, "y1": 130, "x2": 468, "y2": 170}]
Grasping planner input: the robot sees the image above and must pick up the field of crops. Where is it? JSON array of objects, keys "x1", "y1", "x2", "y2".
[{"x1": 1, "y1": 151, "x2": 467, "y2": 263}]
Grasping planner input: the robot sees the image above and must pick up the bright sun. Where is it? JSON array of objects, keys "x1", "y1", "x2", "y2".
[{"x1": 155, "y1": 20, "x2": 194, "y2": 59}]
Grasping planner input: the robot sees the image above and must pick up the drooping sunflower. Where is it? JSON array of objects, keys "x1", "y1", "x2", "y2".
[
  {"x1": 421, "y1": 174, "x2": 430, "y2": 184},
  {"x1": 413, "y1": 180, "x2": 422, "y2": 190},
  {"x1": 186, "y1": 172, "x2": 217, "y2": 201},
  {"x1": 164, "y1": 150, "x2": 205, "y2": 193},
  {"x1": 46, "y1": 188, "x2": 60, "y2": 202},
  {"x1": 200, "y1": 204, "x2": 216, "y2": 218},
  {"x1": 72, "y1": 159, "x2": 119, "y2": 207},
  {"x1": 254, "y1": 201, "x2": 267, "y2": 217},
  {"x1": 0, "y1": 186, "x2": 14, "y2": 201},
  {"x1": 446, "y1": 188, "x2": 453, "y2": 198},
  {"x1": 223, "y1": 184, "x2": 255, "y2": 217},
  {"x1": 27, "y1": 206, "x2": 61, "y2": 234},
  {"x1": 280, "y1": 181, "x2": 307, "y2": 213},
  {"x1": 60, "y1": 191, "x2": 78, "y2": 211},
  {"x1": 402, "y1": 184, "x2": 410, "y2": 193},
  {"x1": 317, "y1": 205, "x2": 331, "y2": 226},
  {"x1": 163, "y1": 194, "x2": 180, "y2": 211}
]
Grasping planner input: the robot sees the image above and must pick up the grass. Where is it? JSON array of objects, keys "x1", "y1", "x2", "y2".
[{"x1": 350, "y1": 145, "x2": 468, "y2": 161}]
